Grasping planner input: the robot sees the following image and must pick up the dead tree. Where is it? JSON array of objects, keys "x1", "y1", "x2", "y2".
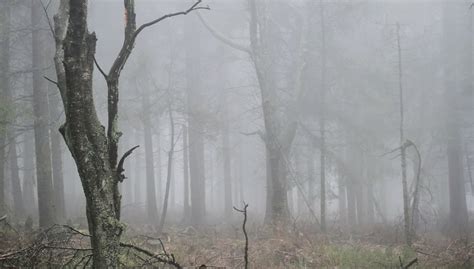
[
  {"x1": 396, "y1": 23, "x2": 410, "y2": 246},
  {"x1": 234, "y1": 203, "x2": 249, "y2": 269},
  {"x1": 52, "y1": 1, "x2": 207, "y2": 267}
]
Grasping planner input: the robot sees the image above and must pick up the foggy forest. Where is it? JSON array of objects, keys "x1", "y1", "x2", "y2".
[{"x1": 0, "y1": 0, "x2": 473, "y2": 268}]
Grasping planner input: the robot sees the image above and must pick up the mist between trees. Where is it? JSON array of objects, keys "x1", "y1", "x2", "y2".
[{"x1": 0, "y1": 0, "x2": 473, "y2": 268}]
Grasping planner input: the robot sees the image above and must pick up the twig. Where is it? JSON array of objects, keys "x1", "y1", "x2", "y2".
[
  {"x1": 119, "y1": 242, "x2": 181, "y2": 269},
  {"x1": 93, "y1": 56, "x2": 108, "y2": 81},
  {"x1": 404, "y1": 258, "x2": 418, "y2": 268},
  {"x1": 44, "y1": 76, "x2": 59, "y2": 86},
  {"x1": 233, "y1": 203, "x2": 249, "y2": 269}
]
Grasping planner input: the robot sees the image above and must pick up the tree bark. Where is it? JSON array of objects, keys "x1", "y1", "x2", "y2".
[{"x1": 54, "y1": 1, "x2": 204, "y2": 264}]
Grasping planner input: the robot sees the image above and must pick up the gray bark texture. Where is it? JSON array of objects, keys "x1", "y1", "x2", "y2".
[{"x1": 54, "y1": 0, "x2": 204, "y2": 266}]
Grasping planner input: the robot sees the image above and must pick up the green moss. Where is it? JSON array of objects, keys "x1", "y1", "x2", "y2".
[{"x1": 317, "y1": 244, "x2": 418, "y2": 269}]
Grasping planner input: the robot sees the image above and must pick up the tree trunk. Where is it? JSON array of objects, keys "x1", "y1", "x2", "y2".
[
  {"x1": 222, "y1": 94, "x2": 232, "y2": 218},
  {"x1": 338, "y1": 173, "x2": 347, "y2": 228},
  {"x1": 182, "y1": 124, "x2": 190, "y2": 223},
  {"x1": 186, "y1": 16, "x2": 206, "y2": 226},
  {"x1": 8, "y1": 136, "x2": 24, "y2": 217},
  {"x1": 396, "y1": 23, "x2": 411, "y2": 246},
  {"x1": 58, "y1": 1, "x2": 123, "y2": 266},
  {"x1": 142, "y1": 93, "x2": 159, "y2": 223},
  {"x1": 22, "y1": 132, "x2": 36, "y2": 218},
  {"x1": 346, "y1": 178, "x2": 356, "y2": 232},
  {"x1": 158, "y1": 107, "x2": 175, "y2": 234},
  {"x1": 442, "y1": 0, "x2": 470, "y2": 242},
  {"x1": 265, "y1": 146, "x2": 290, "y2": 224},
  {"x1": 0, "y1": 131, "x2": 5, "y2": 216},
  {"x1": 447, "y1": 126, "x2": 469, "y2": 240},
  {"x1": 55, "y1": 0, "x2": 202, "y2": 266},
  {"x1": 0, "y1": 0, "x2": 13, "y2": 217},
  {"x1": 319, "y1": 0, "x2": 327, "y2": 233},
  {"x1": 32, "y1": 0, "x2": 56, "y2": 228},
  {"x1": 134, "y1": 129, "x2": 141, "y2": 206},
  {"x1": 307, "y1": 146, "x2": 315, "y2": 217},
  {"x1": 49, "y1": 79, "x2": 66, "y2": 222}
]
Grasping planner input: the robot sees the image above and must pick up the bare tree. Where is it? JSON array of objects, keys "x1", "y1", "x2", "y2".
[
  {"x1": 198, "y1": 0, "x2": 308, "y2": 225},
  {"x1": 52, "y1": 0, "x2": 207, "y2": 266}
]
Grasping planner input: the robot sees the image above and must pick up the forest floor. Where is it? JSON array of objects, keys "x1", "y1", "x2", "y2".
[
  {"x1": 123, "y1": 222, "x2": 473, "y2": 268},
  {"x1": 0, "y1": 219, "x2": 473, "y2": 268}
]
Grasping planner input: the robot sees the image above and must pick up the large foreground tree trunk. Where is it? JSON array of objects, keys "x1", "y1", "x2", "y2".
[{"x1": 55, "y1": 0, "x2": 204, "y2": 266}]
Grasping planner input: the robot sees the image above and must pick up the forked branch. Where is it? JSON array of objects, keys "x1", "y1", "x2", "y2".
[{"x1": 234, "y1": 203, "x2": 249, "y2": 269}]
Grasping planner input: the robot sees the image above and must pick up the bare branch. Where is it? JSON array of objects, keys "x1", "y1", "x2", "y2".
[
  {"x1": 240, "y1": 130, "x2": 265, "y2": 142},
  {"x1": 119, "y1": 243, "x2": 182, "y2": 269},
  {"x1": 39, "y1": 0, "x2": 55, "y2": 38},
  {"x1": 196, "y1": 12, "x2": 251, "y2": 54},
  {"x1": 135, "y1": 0, "x2": 209, "y2": 37},
  {"x1": 43, "y1": 76, "x2": 58, "y2": 86},
  {"x1": 233, "y1": 203, "x2": 249, "y2": 269},
  {"x1": 93, "y1": 56, "x2": 108, "y2": 81}
]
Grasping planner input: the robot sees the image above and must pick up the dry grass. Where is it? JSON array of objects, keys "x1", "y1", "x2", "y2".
[
  {"x1": 1, "y1": 220, "x2": 473, "y2": 268},
  {"x1": 126, "y1": 223, "x2": 474, "y2": 269}
]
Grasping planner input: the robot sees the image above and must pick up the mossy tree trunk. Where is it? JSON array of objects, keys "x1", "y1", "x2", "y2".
[{"x1": 54, "y1": 0, "x2": 205, "y2": 266}]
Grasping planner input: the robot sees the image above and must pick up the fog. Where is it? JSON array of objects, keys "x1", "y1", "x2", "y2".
[{"x1": 0, "y1": 0, "x2": 473, "y2": 267}]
